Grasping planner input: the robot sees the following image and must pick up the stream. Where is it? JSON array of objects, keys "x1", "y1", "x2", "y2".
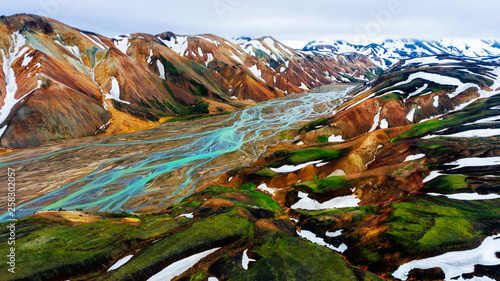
[{"x1": 0, "y1": 84, "x2": 354, "y2": 221}]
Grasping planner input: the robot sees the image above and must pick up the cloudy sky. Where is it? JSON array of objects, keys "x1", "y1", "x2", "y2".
[{"x1": 3, "y1": 0, "x2": 500, "y2": 48}]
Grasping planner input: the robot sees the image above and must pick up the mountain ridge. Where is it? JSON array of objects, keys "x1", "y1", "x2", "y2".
[
  {"x1": 303, "y1": 38, "x2": 500, "y2": 69},
  {"x1": 0, "y1": 14, "x2": 377, "y2": 148}
]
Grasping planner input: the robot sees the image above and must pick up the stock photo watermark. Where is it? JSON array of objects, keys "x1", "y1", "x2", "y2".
[
  {"x1": 354, "y1": 0, "x2": 403, "y2": 42},
  {"x1": 36, "y1": 0, "x2": 71, "y2": 18},
  {"x1": 6, "y1": 167, "x2": 16, "y2": 274},
  {"x1": 212, "y1": 0, "x2": 245, "y2": 21}
]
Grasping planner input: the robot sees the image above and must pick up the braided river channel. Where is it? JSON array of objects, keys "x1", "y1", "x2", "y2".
[{"x1": 0, "y1": 84, "x2": 354, "y2": 221}]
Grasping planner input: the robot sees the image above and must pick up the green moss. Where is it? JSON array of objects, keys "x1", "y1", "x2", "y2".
[
  {"x1": 288, "y1": 148, "x2": 342, "y2": 164},
  {"x1": 159, "y1": 56, "x2": 179, "y2": 76},
  {"x1": 423, "y1": 175, "x2": 468, "y2": 192},
  {"x1": 245, "y1": 190, "x2": 282, "y2": 212},
  {"x1": 0, "y1": 218, "x2": 137, "y2": 280},
  {"x1": 188, "y1": 99, "x2": 210, "y2": 115},
  {"x1": 190, "y1": 271, "x2": 205, "y2": 281},
  {"x1": 255, "y1": 167, "x2": 278, "y2": 177},
  {"x1": 383, "y1": 197, "x2": 493, "y2": 254},
  {"x1": 190, "y1": 79, "x2": 209, "y2": 96},
  {"x1": 293, "y1": 204, "x2": 378, "y2": 223},
  {"x1": 104, "y1": 210, "x2": 253, "y2": 280},
  {"x1": 218, "y1": 232, "x2": 360, "y2": 281},
  {"x1": 396, "y1": 99, "x2": 496, "y2": 140},
  {"x1": 239, "y1": 182, "x2": 257, "y2": 191},
  {"x1": 295, "y1": 176, "x2": 347, "y2": 193},
  {"x1": 379, "y1": 92, "x2": 402, "y2": 102},
  {"x1": 358, "y1": 248, "x2": 381, "y2": 264},
  {"x1": 299, "y1": 117, "x2": 331, "y2": 133},
  {"x1": 317, "y1": 135, "x2": 329, "y2": 143}
]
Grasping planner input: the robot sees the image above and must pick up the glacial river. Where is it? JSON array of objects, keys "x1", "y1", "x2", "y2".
[{"x1": 0, "y1": 84, "x2": 354, "y2": 221}]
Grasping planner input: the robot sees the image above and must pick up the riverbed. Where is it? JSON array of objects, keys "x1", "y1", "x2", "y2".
[{"x1": 0, "y1": 84, "x2": 355, "y2": 220}]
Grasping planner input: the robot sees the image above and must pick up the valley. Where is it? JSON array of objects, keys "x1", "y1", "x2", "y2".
[{"x1": 0, "y1": 13, "x2": 500, "y2": 281}]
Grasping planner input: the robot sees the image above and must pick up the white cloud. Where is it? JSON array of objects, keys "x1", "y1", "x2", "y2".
[{"x1": 2, "y1": 0, "x2": 500, "y2": 49}]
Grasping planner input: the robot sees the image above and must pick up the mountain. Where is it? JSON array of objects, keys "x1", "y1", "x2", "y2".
[
  {"x1": 303, "y1": 38, "x2": 500, "y2": 69},
  {"x1": 0, "y1": 14, "x2": 378, "y2": 149},
  {"x1": 222, "y1": 55, "x2": 500, "y2": 280},
  {"x1": 4, "y1": 55, "x2": 499, "y2": 281}
]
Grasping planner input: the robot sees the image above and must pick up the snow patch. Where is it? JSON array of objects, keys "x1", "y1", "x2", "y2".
[
  {"x1": 248, "y1": 65, "x2": 265, "y2": 82},
  {"x1": 428, "y1": 192, "x2": 500, "y2": 200},
  {"x1": 404, "y1": 154, "x2": 425, "y2": 162},
  {"x1": 257, "y1": 183, "x2": 278, "y2": 196},
  {"x1": 147, "y1": 248, "x2": 220, "y2": 281},
  {"x1": 230, "y1": 53, "x2": 244, "y2": 65},
  {"x1": 107, "y1": 255, "x2": 133, "y2": 272},
  {"x1": 146, "y1": 49, "x2": 153, "y2": 64},
  {"x1": 379, "y1": 118, "x2": 389, "y2": 129},
  {"x1": 299, "y1": 82, "x2": 309, "y2": 90},
  {"x1": 160, "y1": 35, "x2": 189, "y2": 56},
  {"x1": 156, "y1": 60, "x2": 166, "y2": 79},
  {"x1": 297, "y1": 229, "x2": 347, "y2": 253},
  {"x1": 206, "y1": 53, "x2": 213, "y2": 66},
  {"x1": 81, "y1": 32, "x2": 106, "y2": 49},
  {"x1": 325, "y1": 230, "x2": 343, "y2": 237},
  {"x1": 0, "y1": 32, "x2": 41, "y2": 137},
  {"x1": 241, "y1": 249, "x2": 256, "y2": 270},
  {"x1": 176, "y1": 213, "x2": 194, "y2": 219},
  {"x1": 269, "y1": 160, "x2": 323, "y2": 173},
  {"x1": 114, "y1": 36, "x2": 130, "y2": 54},
  {"x1": 393, "y1": 234, "x2": 500, "y2": 281},
  {"x1": 433, "y1": 96, "x2": 439, "y2": 107},
  {"x1": 104, "y1": 77, "x2": 130, "y2": 104},
  {"x1": 406, "y1": 108, "x2": 416, "y2": 122},
  {"x1": 328, "y1": 134, "x2": 344, "y2": 142},
  {"x1": 369, "y1": 108, "x2": 382, "y2": 132},
  {"x1": 291, "y1": 191, "x2": 360, "y2": 210}
]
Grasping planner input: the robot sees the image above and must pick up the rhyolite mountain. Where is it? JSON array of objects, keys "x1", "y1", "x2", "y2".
[
  {"x1": 0, "y1": 14, "x2": 378, "y2": 149},
  {"x1": 304, "y1": 38, "x2": 500, "y2": 69},
  {"x1": 2, "y1": 56, "x2": 499, "y2": 280}
]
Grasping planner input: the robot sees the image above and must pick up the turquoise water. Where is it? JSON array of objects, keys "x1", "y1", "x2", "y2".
[{"x1": 0, "y1": 86, "x2": 352, "y2": 221}]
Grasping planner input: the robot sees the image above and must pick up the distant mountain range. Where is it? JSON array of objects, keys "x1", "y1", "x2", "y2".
[
  {"x1": 0, "y1": 14, "x2": 377, "y2": 148},
  {"x1": 303, "y1": 39, "x2": 500, "y2": 68}
]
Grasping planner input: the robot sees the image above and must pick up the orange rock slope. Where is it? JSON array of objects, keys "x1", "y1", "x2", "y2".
[{"x1": 0, "y1": 14, "x2": 378, "y2": 148}]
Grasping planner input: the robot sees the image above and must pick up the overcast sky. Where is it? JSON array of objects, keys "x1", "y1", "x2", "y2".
[{"x1": 3, "y1": 0, "x2": 500, "y2": 48}]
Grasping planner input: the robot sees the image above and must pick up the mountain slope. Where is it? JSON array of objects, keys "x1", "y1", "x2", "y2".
[
  {"x1": 218, "y1": 56, "x2": 500, "y2": 280},
  {"x1": 0, "y1": 14, "x2": 379, "y2": 149},
  {"x1": 304, "y1": 39, "x2": 500, "y2": 69}
]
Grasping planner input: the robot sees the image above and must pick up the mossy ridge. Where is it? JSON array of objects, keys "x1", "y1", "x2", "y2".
[
  {"x1": 294, "y1": 176, "x2": 348, "y2": 193},
  {"x1": 423, "y1": 174, "x2": 469, "y2": 193},
  {"x1": 0, "y1": 216, "x2": 146, "y2": 280},
  {"x1": 288, "y1": 148, "x2": 343, "y2": 164},
  {"x1": 294, "y1": 196, "x2": 499, "y2": 273},
  {"x1": 383, "y1": 196, "x2": 499, "y2": 255},
  {"x1": 211, "y1": 231, "x2": 375, "y2": 281},
  {"x1": 254, "y1": 167, "x2": 278, "y2": 177},
  {"x1": 102, "y1": 209, "x2": 254, "y2": 280},
  {"x1": 264, "y1": 147, "x2": 345, "y2": 168},
  {"x1": 396, "y1": 98, "x2": 499, "y2": 140},
  {"x1": 0, "y1": 184, "x2": 284, "y2": 280}
]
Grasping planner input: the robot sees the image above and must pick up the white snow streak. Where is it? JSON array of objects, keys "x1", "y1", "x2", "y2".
[
  {"x1": 0, "y1": 32, "x2": 41, "y2": 137},
  {"x1": 107, "y1": 255, "x2": 134, "y2": 272},
  {"x1": 269, "y1": 160, "x2": 323, "y2": 173},
  {"x1": 393, "y1": 234, "x2": 500, "y2": 281},
  {"x1": 291, "y1": 191, "x2": 360, "y2": 210},
  {"x1": 297, "y1": 229, "x2": 348, "y2": 253},
  {"x1": 241, "y1": 249, "x2": 256, "y2": 270},
  {"x1": 147, "y1": 248, "x2": 220, "y2": 281}
]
